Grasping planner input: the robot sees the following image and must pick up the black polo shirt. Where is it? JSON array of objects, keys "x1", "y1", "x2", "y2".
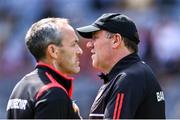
[
  {"x1": 6, "y1": 63, "x2": 80, "y2": 119},
  {"x1": 89, "y1": 53, "x2": 166, "y2": 119}
]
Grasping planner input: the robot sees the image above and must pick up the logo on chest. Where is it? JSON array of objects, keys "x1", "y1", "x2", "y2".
[
  {"x1": 7, "y1": 99, "x2": 28, "y2": 111},
  {"x1": 156, "y1": 91, "x2": 164, "y2": 102}
]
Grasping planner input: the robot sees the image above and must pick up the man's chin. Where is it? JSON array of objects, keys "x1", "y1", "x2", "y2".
[
  {"x1": 66, "y1": 67, "x2": 80, "y2": 75},
  {"x1": 73, "y1": 67, "x2": 80, "y2": 74},
  {"x1": 92, "y1": 62, "x2": 99, "y2": 69}
]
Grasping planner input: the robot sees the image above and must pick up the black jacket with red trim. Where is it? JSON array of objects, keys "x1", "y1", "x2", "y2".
[
  {"x1": 89, "y1": 53, "x2": 166, "y2": 119},
  {"x1": 6, "y1": 63, "x2": 80, "y2": 119}
]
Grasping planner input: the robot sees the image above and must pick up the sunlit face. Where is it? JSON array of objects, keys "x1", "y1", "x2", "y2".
[
  {"x1": 55, "y1": 25, "x2": 83, "y2": 75},
  {"x1": 86, "y1": 30, "x2": 113, "y2": 72}
]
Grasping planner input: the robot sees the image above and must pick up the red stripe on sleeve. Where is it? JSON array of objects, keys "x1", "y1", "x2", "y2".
[
  {"x1": 113, "y1": 93, "x2": 120, "y2": 119},
  {"x1": 116, "y1": 93, "x2": 124, "y2": 119}
]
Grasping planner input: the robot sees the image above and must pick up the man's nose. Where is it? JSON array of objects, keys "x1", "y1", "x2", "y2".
[
  {"x1": 86, "y1": 41, "x2": 93, "y2": 48},
  {"x1": 77, "y1": 46, "x2": 83, "y2": 55}
]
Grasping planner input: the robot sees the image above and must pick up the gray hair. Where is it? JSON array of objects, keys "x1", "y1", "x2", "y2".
[{"x1": 25, "y1": 18, "x2": 69, "y2": 61}]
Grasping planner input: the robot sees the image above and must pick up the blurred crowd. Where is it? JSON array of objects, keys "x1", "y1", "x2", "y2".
[{"x1": 0, "y1": 0, "x2": 180, "y2": 118}]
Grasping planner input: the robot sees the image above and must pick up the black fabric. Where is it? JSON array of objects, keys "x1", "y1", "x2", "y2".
[
  {"x1": 76, "y1": 13, "x2": 140, "y2": 44},
  {"x1": 89, "y1": 53, "x2": 166, "y2": 119},
  {"x1": 6, "y1": 64, "x2": 80, "y2": 119}
]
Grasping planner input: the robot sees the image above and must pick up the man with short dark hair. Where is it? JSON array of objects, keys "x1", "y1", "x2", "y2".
[
  {"x1": 7, "y1": 18, "x2": 83, "y2": 119},
  {"x1": 76, "y1": 13, "x2": 165, "y2": 119}
]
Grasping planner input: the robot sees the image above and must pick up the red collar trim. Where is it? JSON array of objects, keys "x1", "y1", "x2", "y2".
[{"x1": 36, "y1": 62, "x2": 74, "y2": 81}]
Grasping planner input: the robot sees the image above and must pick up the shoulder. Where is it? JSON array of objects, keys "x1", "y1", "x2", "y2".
[
  {"x1": 123, "y1": 61, "x2": 157, "y2": 83},
  {"x1": 113, "y1": 61, "x2": 161, "y2": 93},
  {"x1": 10, "y1": 70, "x2": 45, "y2": 99},
  {"x1": 112, "y1": 62, "x2": 153, "y2": 91}
]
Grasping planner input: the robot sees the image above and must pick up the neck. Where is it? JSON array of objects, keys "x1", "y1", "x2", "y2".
[{"x1": 38, "y1": 59, "x2": 51, "y2": 66}]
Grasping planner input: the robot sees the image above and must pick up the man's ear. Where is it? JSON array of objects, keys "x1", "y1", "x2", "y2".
[
  {"x1": 47, "y1": 44, "x2": 58, "y2": 59},
  {"x1": 112, "y1": 33, "x2": 122, "y2": 48}
]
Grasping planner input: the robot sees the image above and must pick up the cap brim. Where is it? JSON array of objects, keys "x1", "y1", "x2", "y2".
[{"x1": 76, "y1": 25, "x2": 100, "y2": 38}]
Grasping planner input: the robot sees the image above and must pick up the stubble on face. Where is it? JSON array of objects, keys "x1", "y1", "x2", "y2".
[{"x1": 91, "y1": 30, "x2": 113, "y2": 73}]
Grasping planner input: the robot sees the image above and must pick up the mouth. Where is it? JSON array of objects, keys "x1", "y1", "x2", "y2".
[
  {"x1": 75, "y1": 59, "x2": 80, "y2": 66},
  {"x1": 91, "y1": 53, "x2": 96, "y2": 59},
  {"x1": 91, "y1": 50, "x2": 95, "y2": 55}
]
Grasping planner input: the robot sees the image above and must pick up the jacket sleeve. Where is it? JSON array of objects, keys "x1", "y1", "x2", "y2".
[
  {"x1": 104, "y1": 73, "x2": 146, "y2": 119},
  {"x1": 34, "y1": 88, "x2": 80, "y2": 119}
]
